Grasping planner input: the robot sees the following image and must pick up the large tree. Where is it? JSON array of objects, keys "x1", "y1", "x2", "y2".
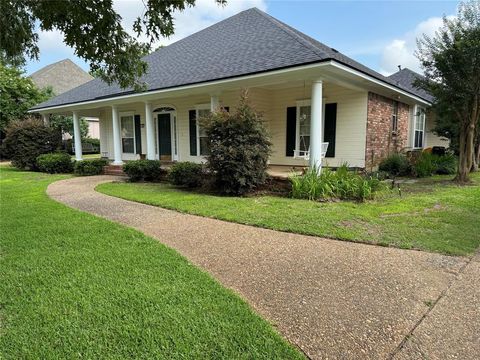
[
  {"x1": 0, "y1": 63, "x2": 52, "y2": 132},
  {"x1": 415, "y1": 1, "x2": 480, "y2": 183},
  {"x1": 0, "y1": 0, "x2": 225, "y2": 91}
]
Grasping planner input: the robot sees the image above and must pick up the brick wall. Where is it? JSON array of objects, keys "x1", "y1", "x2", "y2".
[{"x1": 365, "y1": 92, "x2": 409, "y2": 170}]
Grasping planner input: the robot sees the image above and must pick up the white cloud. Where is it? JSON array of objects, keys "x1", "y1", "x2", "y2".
[
  {"x1": 31, "y1": 0, "x2": 266, "y2": 72},
  {"x1": 113, "y1": 0, "x2": 267, "y2": 46},
  {"x1": 379, "y1": 16, "x2": 451, "y2": 76}
]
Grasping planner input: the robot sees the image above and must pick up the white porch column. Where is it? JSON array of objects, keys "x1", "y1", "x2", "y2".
[
  {"x1": 72, "y1": 111, "x2": 83, "y2": 161},
  {"x1": 42, "y1": 114, "x2": 49, "y2": 125},
  {"x1": 210, "y1": 95, "x2": 220, "y2": 112},
  {"x1": 145, "y1": 102, "x2": 156, "y2": 160},
  {"x1": 309, "y1": 79, "x2": 324, "y2": 170},
  {"x1": 111, "y1": 105, "x2": 123, "y2": 165}
]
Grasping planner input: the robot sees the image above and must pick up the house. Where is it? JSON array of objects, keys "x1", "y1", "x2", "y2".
[
  {"x1": 31, "y1": 8, "x2": 445, "y2": 171},
  {"x1": 29, "y1": 59, "x2": 100, "y2": 139}
]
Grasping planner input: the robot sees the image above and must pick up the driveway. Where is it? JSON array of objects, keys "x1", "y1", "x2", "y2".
[{"x1": 47, "y1": 176, "x2": 479, "y2": 359}]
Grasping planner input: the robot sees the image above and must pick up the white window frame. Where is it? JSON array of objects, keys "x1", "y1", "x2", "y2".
[
  {"x1": 392, "y1": 100, "x2": 399, "y2": 133},
  {"x1": 295, "y1": 100, "x2": 312, "y2": 154},
  {"x1": 413, "y1": 105, "x2": 426, "y2": 149},
  {"x1": 119, "y1": 111, "x2": 136, "y2": 155},
  {"x1": 195, "y1": 103, "x2": 211, "y2": 157}
]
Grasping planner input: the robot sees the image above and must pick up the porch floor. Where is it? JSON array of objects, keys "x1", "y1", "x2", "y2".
[{"x1": 266, "y1": 165, "x2": 305, "y2": 179}]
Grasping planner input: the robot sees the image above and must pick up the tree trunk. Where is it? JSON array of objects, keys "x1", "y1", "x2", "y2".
[
  {"x1": 473, "y1": 143, "x2": 479, "y2": 172},
  {"x1": 475, "y1": 142, "x2": 480, "y2": 171},
  {"x1": 455, "y1": 122, "x2": 474, "y2": 183}
]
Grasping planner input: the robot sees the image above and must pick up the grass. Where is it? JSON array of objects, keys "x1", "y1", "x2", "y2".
[
  {"x1": 0, "y1": 166, "x2": 303, "y2": 359},
  {"x1": 72, "y1": 153, "x2": 101, "y2": 159},
  {"x1": 97, "y1": 173, "x2": 480, "y2": 256}
]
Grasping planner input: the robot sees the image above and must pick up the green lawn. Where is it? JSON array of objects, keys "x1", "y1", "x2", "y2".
[
  {"x1": 0, "y1": 166, "x2": 302, "y2": 359},
  {"x1": 72, "y1": 153, "x2": 101, "y2": 159},
  {"x1": 97, "y1": 173, "x2": 480, "y2": 256}
]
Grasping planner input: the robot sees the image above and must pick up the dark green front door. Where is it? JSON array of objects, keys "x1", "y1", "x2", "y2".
[{"x1": 158, "y1": 113, "x2": 172, "y2": 160}]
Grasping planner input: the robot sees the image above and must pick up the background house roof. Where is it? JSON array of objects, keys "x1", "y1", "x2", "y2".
[
  {"x1": 29, "y1": 59, "x2": 93, "y2": 96},
  {"x1": 32, "y1": 8, "x2": 432, "y2": 110},
  {"x1": 387, "y1": 67, "x2": 434, "y2": 103}
]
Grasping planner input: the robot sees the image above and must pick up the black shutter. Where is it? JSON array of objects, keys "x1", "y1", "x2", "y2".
[
  {"x1": 286, "y1": 107, "x2": 297, "y2": 157},
  {"x1": 134, "y1": 114, "x2": 141, "y2": 154},
  {"x1": 324, "y1": 103, "x2": 337, "y2": 158},
  {"x1": 189, "y1": 110, "x2": 197, "y2": 156}
]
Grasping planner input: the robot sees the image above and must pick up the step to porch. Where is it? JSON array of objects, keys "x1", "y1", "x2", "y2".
[{"x1": 103, "y1": 165, "x2": 125, "y2": 176}]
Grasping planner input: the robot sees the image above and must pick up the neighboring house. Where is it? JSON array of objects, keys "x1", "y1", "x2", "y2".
[
  {"x1": 31, "y1": 8, "x2": 445, "y2": 169},
  {"x1": 29, "y1": 59, "x2": 100, "y2": 139}
]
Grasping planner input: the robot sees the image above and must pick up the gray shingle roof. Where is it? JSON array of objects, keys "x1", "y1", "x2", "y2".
[
  {"x1": 32, "y1": 8, "x2": 432, "y2": 110},
  {"x1": 388, "y1": 68, "x2": 434, "y2": 103},
  {"x1": 29, "y1": 59, "x2": 93, "y2": 95}
]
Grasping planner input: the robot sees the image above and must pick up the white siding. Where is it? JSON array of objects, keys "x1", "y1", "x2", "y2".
[
  {"x1": 98, "y1": 84, "x2": 369, "y2": 167},
  {"x1": 267, "y1": 84, "x2": 368, "y2": 168}
]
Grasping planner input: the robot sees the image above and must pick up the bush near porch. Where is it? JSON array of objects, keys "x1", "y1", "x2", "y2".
[
  {"x1": 74, "y1": 158, "x2": 108, "y2": 176},
  {"x1": 2, "y1": 118, "x2": 62, "y2": 170},
  {"x1": 123, "y1": 160, "x2": 164, "y2": 182},
  {"x1": 201, "y1": 93, "x2": 271, "y2": 195},
  {"x1": 379, "y1": 152, "x2": 457, "y2": 178}
]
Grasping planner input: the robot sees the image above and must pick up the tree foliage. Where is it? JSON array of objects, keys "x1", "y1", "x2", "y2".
[
  {"x1": 49, "y1": 115, "x2": 89, "y2": 140},
  {"x1": 415, "y1": 1, "x2": 480, "y2": 182},
  {"x1": 2, "y1": 117, "x2": 62, "y2": 170},
  {"x1": 0, "y1": 63, "x2": 52, "y2": 131},
  {"x1": 0, "y1": 0, "x2": 225, "y2": 91}
]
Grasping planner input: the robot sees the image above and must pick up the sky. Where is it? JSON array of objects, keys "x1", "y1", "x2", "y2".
[{"x1": 25, "y1": 0, "x2": 459, "y2": 77}]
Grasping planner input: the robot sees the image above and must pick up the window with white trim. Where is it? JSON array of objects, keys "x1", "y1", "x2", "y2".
[
  {"x1": 414, "y1": 107, "x2": 426, "y2": 148},
  {"x1": 296, "y1": 100, "x2": 311, "y2": 152},
  {"x1": 120, "y1": 114, "x2": 135, "y2": 153},
  {"x1": 196, "y1": 106, "x2": 211, "y2": 156},
  {"x1": 392, "y1": 101, "x2": 399, "y2": 133}
]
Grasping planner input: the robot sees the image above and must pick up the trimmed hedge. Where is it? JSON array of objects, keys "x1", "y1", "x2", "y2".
[
  {"x1": 74, "y1": 159, "x2": 109, "y2": 176},
  {"x1": 36, "y1": 152, "x2": 73, "y2": 173},
  {"x1": 168, "y1": 162, "x2": 204, "y2": 188},
  {"x1": 123, "y1": 160, "x2": 164, "y2": 182}
]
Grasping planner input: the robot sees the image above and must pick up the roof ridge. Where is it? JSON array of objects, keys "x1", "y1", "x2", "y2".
[{"x1": 250, "y1": 8, "x2": 328, "y2": 59}]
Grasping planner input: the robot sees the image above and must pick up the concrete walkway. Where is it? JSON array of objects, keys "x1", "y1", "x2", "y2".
[{"x1": 47, "y1": 176, "x2": 479, "y2": 359}]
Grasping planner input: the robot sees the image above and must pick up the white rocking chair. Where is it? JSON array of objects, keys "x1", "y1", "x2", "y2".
[{"x1": 293, "y1": 142, "x2": 329, "y2": 161}]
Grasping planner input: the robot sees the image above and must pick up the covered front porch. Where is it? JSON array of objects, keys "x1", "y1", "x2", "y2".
[{"x1": 39, "y1": 63, "x2": 381, "y2": 171}]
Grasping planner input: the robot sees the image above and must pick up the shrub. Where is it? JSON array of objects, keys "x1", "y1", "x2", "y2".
[
  {"x1": 202, "y1": 92, "x2": 272, "y2": 195},
  {"x1": 378, "y1": 154, "x2": 411, "y2": 177},
  {"x1": 168, "y1": 162, "x2": 204, "y2": 187},
  {"x1": 74, "y1": 159, "x2": 109, "y2": 176},
  {"x1": 123, "y1": 160, "x2": 164, "y2": 182},
  {"x1": 36, "y1": 152, "x2": 73, "y2": 173},
  {"x1": 413, "y1": 152, "x2": 457, "y2": 177},
  {"x1": 2, "y1": 118, "x2": 62, "y2": 170},
  {"x1": 290, "y1": 164, "x2": 384, "y2": 202},
  {"x1": 413, "y1": 153, "x2": 436, "y2": 177},
  {"x1": 432, "y1": 153, "x2": 457, "y2": 175}
]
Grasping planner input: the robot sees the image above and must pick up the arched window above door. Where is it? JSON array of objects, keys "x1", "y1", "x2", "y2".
[{"x1": 153, "y1": 107, "x2": 175, "y2": 113}]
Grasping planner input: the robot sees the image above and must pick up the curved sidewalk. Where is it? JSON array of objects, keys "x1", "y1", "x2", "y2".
[{"x1": 47, "y1": 176, "x2": 478, "y2": 359}]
